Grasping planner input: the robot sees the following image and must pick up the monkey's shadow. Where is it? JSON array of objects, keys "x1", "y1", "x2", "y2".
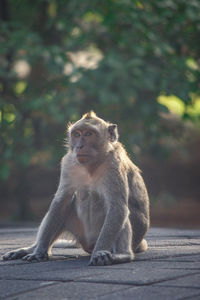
[
  {"x1": 48, "y1": 245, "x2": 149, "y2": 266},
  {"x1": 49, "y1": 246, "x2": 90, "y2": 265}
]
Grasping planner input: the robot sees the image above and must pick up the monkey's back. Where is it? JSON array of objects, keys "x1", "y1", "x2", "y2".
[{"x1": 112, "y1": 142, "x2": 150, "y2": 248}]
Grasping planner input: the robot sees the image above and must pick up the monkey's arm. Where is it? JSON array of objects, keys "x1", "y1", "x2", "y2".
[
  {"x1": 89, "y1": 175, "x2": 134, "y2": 266},
  {"x1": 22, "y1": 184, "x2": 74, "y2": 262},
  {"x1": 3, "y1": 156, "x2": 75, "y2": 262},
  {"x1": 89, "y1": 205, "x2": 133, "y2": 266},
  {"x1": 3, "y1": 202, "x2": 64, "y2": 262},
  {"x1": 3, "y1": 186, "x2": 73, "y2": 262}
]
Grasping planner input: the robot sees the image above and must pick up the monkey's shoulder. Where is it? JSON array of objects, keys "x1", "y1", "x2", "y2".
[{"x1": 110, "y1": 142, "x2": 140, "y2": 174}]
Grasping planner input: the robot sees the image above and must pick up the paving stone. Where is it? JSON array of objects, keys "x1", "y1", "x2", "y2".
[
  {"x1": 7, "y1": 282, "x2": 131, "y2": 300},
  {"x1": 75, "y1": 267, "x2": 197, "y2": 285},
  {"x1": 147, "y1": 228, "x2": 200, "y2": 238},
  {"x1": 156, "y1": 273, "x2": 200, "y2": 289},
  {"x1": 135, "y1": 244, "x2": 200, "y2": 261},
  {"x1": 0, "y1": 226, "x2": 199, "y2": 299},
  {"x1": 105, "y1": 259, "x2": 200, "y2": 270},
  {"x1": 0, "y1": 279, "x2": 55, "y2": 300},
  {"x1": 0, "y1": 259, "x2": 105, "y2": 282},
  {"x1": 156, "y1": 254, "x2": 200, "y2": 262},
  {"x1": 0, "y1": 257, "x2": 198, "y2": 284},
  {"x1": 96, "y1": 286, "x2": 200, "y2": 300},
  {"x1": 148, "y1": 238, "x2": 200, "y2": 247}
]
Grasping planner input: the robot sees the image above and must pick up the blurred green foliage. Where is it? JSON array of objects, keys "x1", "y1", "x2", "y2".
[{"x1": 0, "y1": 0, "x2": 200, "y2": 219}]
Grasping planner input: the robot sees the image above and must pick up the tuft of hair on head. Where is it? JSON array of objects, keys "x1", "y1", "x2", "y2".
[
  {"x1": 82, "y1": 111, "x2": 97, "y2": 120},
  {"x1": 66, "y1": 121, "x2": 73, "y2": 134}
]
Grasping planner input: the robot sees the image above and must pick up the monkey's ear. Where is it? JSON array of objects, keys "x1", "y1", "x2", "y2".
[{"x1": 108, "y1": 124, "x2": 118, "y2": 142}]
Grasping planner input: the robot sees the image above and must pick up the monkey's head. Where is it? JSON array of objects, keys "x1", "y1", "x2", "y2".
[{"x1": 68, "y1": 111, "x2": 119, "y2": 165}]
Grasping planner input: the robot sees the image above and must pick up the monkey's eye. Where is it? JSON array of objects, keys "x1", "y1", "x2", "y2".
[
  {"x1": 84, "y1": 131, "x2": 93, "y2": 137},
  {"x1": 73, "y1": 131, "x2": 81, "y2": 137}
]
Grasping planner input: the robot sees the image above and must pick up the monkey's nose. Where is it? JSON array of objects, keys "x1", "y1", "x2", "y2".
[{"x1": 77, "y1": 143, "x2": 84, "y2": 149}]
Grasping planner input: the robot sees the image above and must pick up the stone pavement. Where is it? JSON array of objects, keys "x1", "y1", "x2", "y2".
[{"x1": 0, "y1": 226, "x2": 200, "y2": 300}]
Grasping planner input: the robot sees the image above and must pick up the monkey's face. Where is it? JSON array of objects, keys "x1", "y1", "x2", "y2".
[
  {"x1": 70, "y1": 127, "x2": 101, "y2": 165},
  {"x1": 68, "y1": 113, "x2": 119, "y2": 167}
]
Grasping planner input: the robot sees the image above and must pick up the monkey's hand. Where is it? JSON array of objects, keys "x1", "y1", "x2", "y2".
[
  {"x1": 89, "y1": 250, "x2": 114, "y2": 266},
  {"x1": 22, "y1": 251, "x2": 49, "y2": 262},
  {"x1": 3, "y1": 248, "x2": 30, "y2": 261}
]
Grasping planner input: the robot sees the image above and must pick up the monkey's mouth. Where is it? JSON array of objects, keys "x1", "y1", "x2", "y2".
[
  {"x1": 77, "y1": 154, "x2": 91, "y2": 163},
  {"x1": 77, "y1": 154, "x2": 91, "y2": 157}
]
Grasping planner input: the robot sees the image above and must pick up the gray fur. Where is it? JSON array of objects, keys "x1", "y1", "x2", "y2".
[{"x1": 3, "y1": 112, "x2": 149, "y2": 266}]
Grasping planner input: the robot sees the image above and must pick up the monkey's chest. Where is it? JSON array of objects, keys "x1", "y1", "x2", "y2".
[{"x1": 75, "y1": 189, "x2": 106, "y2": 244}]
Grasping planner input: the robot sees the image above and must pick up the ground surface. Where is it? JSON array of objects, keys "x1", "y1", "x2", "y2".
[{"x1": 0, "y1": 227, "x2": 200, "y2": 300}]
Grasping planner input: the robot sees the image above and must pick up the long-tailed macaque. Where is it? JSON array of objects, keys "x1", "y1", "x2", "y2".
[{"x1": 3, "y1": 111, "x2": 150, "y2": 266}]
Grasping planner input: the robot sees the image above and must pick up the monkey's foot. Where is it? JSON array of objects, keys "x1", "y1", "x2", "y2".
[
  {"x1": 135, "y1": 239, "x2": 148, "y2": 253},
  {"x1": 3, "y1": 249, "x2": 28, "y2": 260},
  {"x1": 22, "y1": 252, "x2": 49, "y2": 262},
  {"x1": 89, "y1": 250, "x2": 114, "y2": 266}
]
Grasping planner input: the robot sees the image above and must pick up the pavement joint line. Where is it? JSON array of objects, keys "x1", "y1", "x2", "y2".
[
  {"x1": 74, "y1": 271, "x2": 200, "y2": 287},
  {"x1": 134, "y1": 253, "x2": 200, "y2": 261},
  {"x1": 0, "y1": 281, "x2": 58, "y2": 300},
  {"x1": 67, "y1": 279, "x2": 153, "y2": 287},
  {"x1": 80, "y1": 263, "x2": 200, "y2": 271},
  {"x1": 0, "y1": 277, "x2": 75, "y2": 283},
  {"x1": 160, "y1": 260, "x2": 200, "y2": 263},
  {"x1": 155, "y1": 284, "x2": 200, "y2": 290},
  {"x1": 162, "y1": 268, "x2": 200, "y2": 271},
  {"x1": 139, "y1": 260, "x2": 200, "y2": 263},
  {"x1": 0, "y1": 280, "x2": 137, "y2": 300},
  {"x1": 73, "y1": 279, "x2": 171, "y2": 287},
  {"x1": 152, "y1": 256, "x2": 200, "y2": 261},
  {"x1": 179, "y1": 293, "x2": 200, "y2": 300},
  {"x1": 151, "y1": 271, "x2": 200, "y2": 285},
  {"x1": 87, "y1": 285, "x2": 135, "y2": 300},
  {"x1": 0, "y1": 272, "x2": 108, "y2": 283}
]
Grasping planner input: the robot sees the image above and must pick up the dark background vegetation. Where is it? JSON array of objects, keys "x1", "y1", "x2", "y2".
[{"x1": 0, "y1": 0, "x2": 200, "y2": 227}]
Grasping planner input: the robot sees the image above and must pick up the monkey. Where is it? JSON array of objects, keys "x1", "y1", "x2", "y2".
[{"x1": 3, "y1": 111, "x2": 150, "y2": 266}]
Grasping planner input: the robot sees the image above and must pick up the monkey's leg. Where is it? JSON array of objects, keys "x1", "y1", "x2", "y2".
[{"x1": 135, "y1": 239, "x2": 148, "y2": 253}]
